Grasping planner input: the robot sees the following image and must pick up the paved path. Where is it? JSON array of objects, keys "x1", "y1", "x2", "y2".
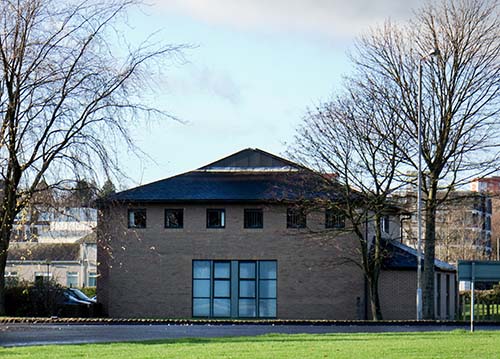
[{"x1": 1, "y1": 323, "x2": 499, "y2": 347}]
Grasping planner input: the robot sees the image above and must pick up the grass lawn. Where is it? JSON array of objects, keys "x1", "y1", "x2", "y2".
[{"x1": 2, "y1": 330, "x2": 500, "y2": 358}]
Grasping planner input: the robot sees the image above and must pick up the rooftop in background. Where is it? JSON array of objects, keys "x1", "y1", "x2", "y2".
[
  {"x1": 471, "y1": 177, "x2": 500, "y2": 194},
  {"x1": 7, "y1": 243, "x2": 81, "y2": 262},
  {"x1": 38, "y1": 207, "x2": 97, "y2": 223}
]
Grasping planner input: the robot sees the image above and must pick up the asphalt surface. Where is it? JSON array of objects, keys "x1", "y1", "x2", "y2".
[{"x1": 1, "y1": 323, "x2": 500, "y2": 347}]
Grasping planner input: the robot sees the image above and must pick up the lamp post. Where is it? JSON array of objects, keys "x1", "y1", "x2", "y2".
[{"x1": 417, "y1": 48, "x2": 440, "y2": 321}]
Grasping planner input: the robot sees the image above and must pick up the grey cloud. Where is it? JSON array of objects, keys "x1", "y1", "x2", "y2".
[
  {"x1": 166, "y1": 65, "x2": 243, "y2": 105},
  {"x1": 155, "y1": 0, "x2": 425, "y2": 38},
  {"x1": 197, "y1": 66, "x2": 242, "y2": 105}
]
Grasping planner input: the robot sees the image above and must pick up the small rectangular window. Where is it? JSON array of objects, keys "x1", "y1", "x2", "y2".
[
  {"x1": 165, "y1": 209, "x2": 184, "y2": 228},
  {"x1": 128, "y1": 209, "x2": 146, "y2": 228},
  {"x1": 381, "y1": 215, "x2": 390, "y2": 233},
  {"x1": 4, "y1": 271, "x2": 18, "y2": 286},
  {"x1": 325, "y1": 209, "x2": 345, "y2": 229},
  {"x1": 34, "y1": 271, "x2": 51, "y2": 284},
  {"x1": 67, "y1": 272, "x2": 79, "y2": 288},
  {"x1": 244, "y1": 209, "x2": 263, "y2": 229},
  {"x1": 88, "y1": 272, "x2": 98, "y2": 287},
  {"x1": 207, "y1": 209, "x2": 225, "y2": 228},
  {"x1": 287, "y1": 207, "x2": 306, "y2": 229}
]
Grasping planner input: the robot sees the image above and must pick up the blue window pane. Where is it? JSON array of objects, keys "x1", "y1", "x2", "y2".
[
  {"x1": 213, "y1": 299, "x2": 231, "y2": 317},
  {"x1": 240, "y1": 262, "x2": 255, "y2": 279},
  {"x1": 193, "y1": 279, "x2": 210, "y2": 297},
  {"x1": 259, "y1": 280, "x2": 276, "y2": 298},
  {"x1": 239, "y1": 299, "x2": 256, "y2": 317},
  {"x1": 193, "y1": 299, "x2": 210, "y2": 316},
  {"x1": 214, "y1": 262, "x2": 230, "y2": 278},
  {"x1": 239, "y1": 280, "x2": 255, "y2": 298},
  {"x1": 259, "y1": 261, "x2": 276, "y2": 279},
  {"x1": 259, "y1": 299, "x2": 276, "y2": 318},
  {"x1": 193, "y1": 261, "x2": 211, "y2": 279},
  {"x1": 214, "y1": 280, "x2": 230, "y2": 297}
]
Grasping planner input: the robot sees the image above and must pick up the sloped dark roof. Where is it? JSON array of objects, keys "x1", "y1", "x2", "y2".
[
  {"x1": 107, "y1": 171, "x2": 340, "y2": 203},
  {"x1": 199, "y1": 148, "x2": 302, "y2": 170},
  {"x1": 7, "y1": 243, "x2": 80, "y2": 262},
  {"x1": 105, "y1": 149, "x2": 340, "y2": 204},
  {"x1": 383, "y1": 239, "x2": 455, "y2": 272}
]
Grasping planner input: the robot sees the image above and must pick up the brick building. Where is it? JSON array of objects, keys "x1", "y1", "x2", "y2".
[
  {"x1": 6, "y1": 237, "x2": 97, "y2": 288},
  {"x1": 97, "y1": 149, "x2": 456, "y2": 320},
  {"x1": 396, "y1": 190, "x2": 492, "y2": 263},
  {"x1": 471, "y1": 177, "x2": 500, "y2": 260}
]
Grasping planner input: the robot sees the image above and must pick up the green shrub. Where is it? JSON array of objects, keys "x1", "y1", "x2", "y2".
[
  {"x1": 5, "y1": 280, "x2": 65, "y2": 317},
  {"x1": 80, "y1": 287, "x2": 96, "y2": 298}
]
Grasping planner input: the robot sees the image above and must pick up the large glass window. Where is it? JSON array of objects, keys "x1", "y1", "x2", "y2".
[
  {"x1": 207, "y1": 209, "x2": 225, "y2": 228},
  {"x1": 128, "y1": 209, "x2": 146, "y2": 228},
  {"x1": 193, "y1": 261, "x2": 211, "y2": 317},
  {"x1": 244, "y1": 209, "x2": 263, "y2": 229},
  {"x1": 193, "y1": 260, "x2": 277, "y2": 318},
  {"x1": 258, "y1": 261, "x2": 277, "y2": 318},
  {"x1": 165, "y1": 209, "x2": 184, "y2": 228},
  {"x1": 192, "y1": 260, "x2": 231, "y2": 317},
  {"x1": 213, "y1": 262, "x2": 231, "y2": 317},
  {"x1": 239, "y1": 262, "x2": 256, "y2": 317}
]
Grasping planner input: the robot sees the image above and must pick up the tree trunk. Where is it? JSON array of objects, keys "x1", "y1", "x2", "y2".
[
  {"x1": 0, "y1": 227, "x2": 12, "y2": 315},
  {"x1": 368, "y1": 276, "x2": 383, "y2": 320},
  {"x1": 422, "y1": 189, "x2": 438, "y2": 319}
]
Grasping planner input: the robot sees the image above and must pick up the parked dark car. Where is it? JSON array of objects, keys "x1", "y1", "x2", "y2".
[
  {"x1": 64, "y1": 288, "x2": 96, "y2": 304},
  {"x1": 61, "y1": 288, "x2": 101, "y2": 317}
]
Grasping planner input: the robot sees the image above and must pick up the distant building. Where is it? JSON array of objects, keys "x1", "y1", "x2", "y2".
[
  {"x1": 6, "y1": 207, "x2": 97, "y2": 288},
  {"x1": 471, "y1": 176, "x2": 500, "y2": 193},
  {"x1": 471, "y1": 177, "x2": 500, "y2": 260},
  {"x1": 12, "y1": 207, "x2": 97, "y2": 243},
  {"x1": 5, "y1": 234, "x2": 97, "y2": 288},
  {"x1": 396, "y1": 190, "x2": 492, "y2": 263}
]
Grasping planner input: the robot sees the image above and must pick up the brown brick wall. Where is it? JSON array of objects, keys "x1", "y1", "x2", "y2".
[
  {"x1": 378, "y1": 270, "x2": 457, "y2": 320},
  {"x1": 378, "y1": 270, "x2": 417, "y2": 320},
  {"x1": 97, "y1": 203, "x2": 366, "y2": 319}
]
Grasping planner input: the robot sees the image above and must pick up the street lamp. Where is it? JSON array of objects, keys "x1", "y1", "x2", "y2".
[{"x1": 417, "y1": 48, "x2": 440, "y2": 321}]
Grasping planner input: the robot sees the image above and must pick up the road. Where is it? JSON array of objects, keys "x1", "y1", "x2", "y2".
[{"x1": 1, "y1": 323, "x2": 499, "y2": 347}]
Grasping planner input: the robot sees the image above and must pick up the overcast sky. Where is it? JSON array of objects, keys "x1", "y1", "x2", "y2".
[{"x1": 118, "y1": 0, "x2": 424, "y2": 188}]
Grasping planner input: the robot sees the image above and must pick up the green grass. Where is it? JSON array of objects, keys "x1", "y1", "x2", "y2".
[{"x1": 2, "y1": 331, "x2": 500, "y2": 358}]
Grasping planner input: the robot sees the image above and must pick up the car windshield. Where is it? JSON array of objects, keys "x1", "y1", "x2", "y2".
[{"x1": 69, "y1": 288, "x2": 90, "y2": 301}]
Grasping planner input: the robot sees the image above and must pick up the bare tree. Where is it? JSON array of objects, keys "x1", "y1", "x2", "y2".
[
  {"x1": 334, "y1": 0, "x2": 499, "y2": 319},
  {"x1": 293, "y1": 74, "x2": 406, "y2": 320},
  {"x1": 0, "y1": 0, "x2": 186, "y2": 314}
]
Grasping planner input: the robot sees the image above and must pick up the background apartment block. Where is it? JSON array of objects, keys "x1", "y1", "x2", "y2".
[
  {"x1": 471, "y1": 177, "x2": 500, "y2": 260},
  {"x1": 396, "y1": 190, "x2": 492, "y2": 263}
]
